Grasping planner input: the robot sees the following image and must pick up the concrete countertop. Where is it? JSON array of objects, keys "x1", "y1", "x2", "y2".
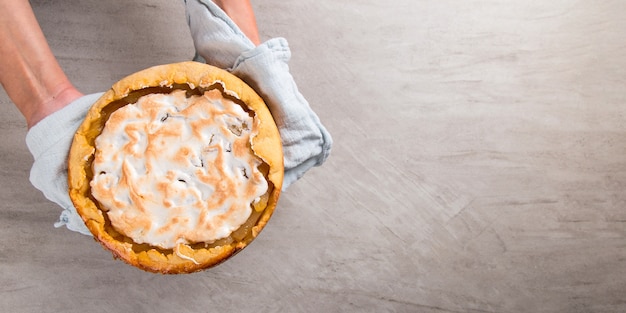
[{"x1": 1, "y1": 1, "x2": 625, "y2": 312}]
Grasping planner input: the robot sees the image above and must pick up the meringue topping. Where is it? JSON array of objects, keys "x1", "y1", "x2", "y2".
[{"x1": 90, "y1": 88, "x2": 268, "y2": 249}]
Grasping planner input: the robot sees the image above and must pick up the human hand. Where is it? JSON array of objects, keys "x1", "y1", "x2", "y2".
[
  {"x1": 26, "y1": 0, "x2": 333, "y2": 234},
  {"x1": 26, "y1": 93, "x2": 104, "y2": 235},
  {"x1": 186, "y1": 0, "x2": 333, "y2": 189}
]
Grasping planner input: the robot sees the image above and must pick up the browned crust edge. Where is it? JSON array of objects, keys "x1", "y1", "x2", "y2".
[{"x1": 67, "y1": 61, "x2": 284, "y2": 274}]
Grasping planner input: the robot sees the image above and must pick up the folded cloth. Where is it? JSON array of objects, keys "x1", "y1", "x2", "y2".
[
  {"x1": 185, "y1": 0, "x2": 332, "y2": 189},
  {"x1": 25, "y1": 0, "x2": 332, "y2": 234},
  {"x1": 26, "y1": 93, "x2": 104, "y2": 234},
  {"x1": 184, "y1": 0, "x2": 254, "y2": 68}
]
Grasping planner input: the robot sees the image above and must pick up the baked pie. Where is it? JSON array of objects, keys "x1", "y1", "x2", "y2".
[{"x1": 68, "y1": 62, "x2": 283, "y2": 274}]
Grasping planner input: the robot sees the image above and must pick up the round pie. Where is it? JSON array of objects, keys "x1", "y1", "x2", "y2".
[{"x1": 67, "y1": 61, "x2": 283, "y2": 274}]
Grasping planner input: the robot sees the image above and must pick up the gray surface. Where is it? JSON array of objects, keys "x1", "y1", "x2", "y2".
[{"x1": 2, "y1": 1, "x2": 626, "y2": 312}]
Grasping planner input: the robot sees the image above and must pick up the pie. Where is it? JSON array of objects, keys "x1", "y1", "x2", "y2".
[{"x1": 67, "y1": 61, "x2": 283, "y2": 274}]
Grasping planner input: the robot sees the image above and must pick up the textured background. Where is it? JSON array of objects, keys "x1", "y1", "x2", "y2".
[{"x1": 1, "y1": 1, "x2": 625, "y2": 312}]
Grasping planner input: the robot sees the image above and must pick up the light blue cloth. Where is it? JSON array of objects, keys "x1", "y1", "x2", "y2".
[
  {"x1": 186, "y1": 0, "x2": 332, "y2": 187},
  {"x1": 26, "y1": 0, "x2": 332, "y2": 234},
  {"x1": 26, "y1": 93, "x2": 104, "y2": 235}
]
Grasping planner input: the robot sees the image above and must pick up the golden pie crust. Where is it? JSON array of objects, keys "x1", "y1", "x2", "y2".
[{"x1": 68, "y1": 61, "x2": 283, "y2": 274}]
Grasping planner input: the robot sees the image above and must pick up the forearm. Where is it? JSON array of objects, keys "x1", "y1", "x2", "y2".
[
  {"x1": 0, "y1": 0, "x2": 257, "y2": 129},
  {"x1": 0, "y1": 0, "x2": 82, "y2": 128},
  {"x1": 213, "y1": 0, "x2": 260, "y2": 45}
]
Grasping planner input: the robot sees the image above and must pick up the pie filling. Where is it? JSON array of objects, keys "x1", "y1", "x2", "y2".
[{"x1": 90, "y1": 88, "x2": 268, "y2": 249}]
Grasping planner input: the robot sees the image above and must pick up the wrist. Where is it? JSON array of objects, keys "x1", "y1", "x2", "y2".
[
  {"x1": 26, "y1": 82, "x2": 83, "y2": 129},
  {"x1": 212, "y1": 0, "x2": 260, "y2": 45}
]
